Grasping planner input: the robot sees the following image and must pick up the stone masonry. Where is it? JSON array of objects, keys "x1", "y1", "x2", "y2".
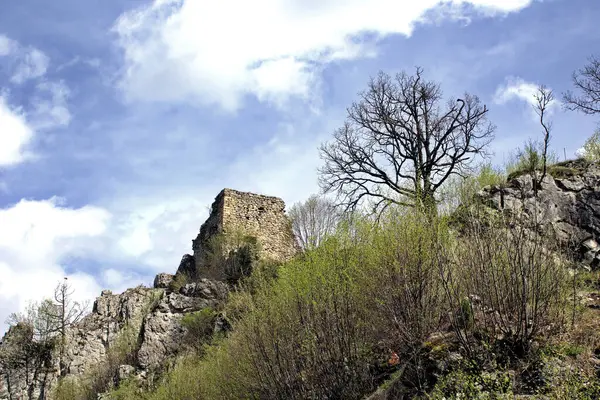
[{"x1": 191, "y1": 188, "x2": 299, "y2": 280}]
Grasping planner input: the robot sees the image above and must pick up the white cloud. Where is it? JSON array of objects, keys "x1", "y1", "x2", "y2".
[
  {"x1": 0, "y1": 97, "x2": 34, "y2": 166},
  {"x1": 0, "y1": 36, "x2": 73, "y2": 169},
  {"x1": 494, "y1": 77, "x2": 541, "y2": 106},
  {"x1": 31, "y1": 81, "x2": 72, "y2": 129},
  {"x1": 113, "y1": 0, "x2": 536, "y2": 111},
  {"x1": 0, "y1": 198, "x2": 111, "y2": 333},
  {"x1": 0, "y1": 35, "x2": 16, "y2": 56},
  {"x1": 494, "y1": 77, "x2": 560, "y2": 120},
  {"x1": 11, "y1": 48, "x2": 50, "y2": 84}
]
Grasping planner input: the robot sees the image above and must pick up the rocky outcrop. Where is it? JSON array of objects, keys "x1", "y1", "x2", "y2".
[
  {"x1": 0, "y1": 281, "x2": 228, "y2": 399},
  {"x1": 478, "y1": 159, "x2": 600, "y2": 267},
  {"x1": 176, "y1": 254, "x2": 196, "y2": 278},
  {"x1": 137, "y1": 280, "x2": 228, "y2": 369},
  {"x1": 0, "y1": 188, "x2": 295, "y2": 399},
  {"x1": 153, "y1": 273, "x2": 174, "y2": 289}
]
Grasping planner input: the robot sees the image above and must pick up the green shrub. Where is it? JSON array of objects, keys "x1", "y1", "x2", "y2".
[
  {"x1": 168, "y1": 273, "x2": 189, "y2": 293},
  {"x1": 146, "y1": 356, "x2": 207, "y2": 400},
  {"x1": 203, "y1": 232, "x2": 261, "y2": 283},
  {"x1": 54, "y1": 377, "x2": 84, "y2": 400},
  {"x1": 106, "y1": 379, "x2": 148, "y2": 400},
  {"x1": 439, "y1": 163, "x2": 505, "y2": 213},
  {"x1": 580, "y1": 129, "x2": 600, "y2": 161},
  {"x1": 505, "y1": 139, "x2": 559, "y2": 179},
  {"x1": 180, "y1": 308, "x2": 217, "y2": 352},
  {"x1": 427, "y1": 368, "x2": 513, "y2": 399}
]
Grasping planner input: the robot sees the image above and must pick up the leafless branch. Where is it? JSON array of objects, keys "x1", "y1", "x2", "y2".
[{"x1": 319, "y1": 67, "x2": 495, "y2": 216}]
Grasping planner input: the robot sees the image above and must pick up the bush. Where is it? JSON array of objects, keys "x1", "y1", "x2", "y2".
[
  {"x1": 427, "y1": 367, "x2": 513, "y2": 399},
  {"x1": 580, "y1": 129, "x2": 600, "y2": 161},
  {"x1": 442, "y1": 211, "x2": 570, "y2": 358},
  {"x1": 506, "y1": 139, "x2": 559, "y2": 179},
  {"x1": 106, "y1": 379, "x2": 148, "y2": 400},
  {"x1": 356, "y1": 210, "x2": 449, "y2": 390},
  {"x1": 147, "y1": 356, "x2": 206, "y2": 400},
  {"x1": 203, "y1": 232, "x2": 261, "y2": 283},
  {"x1": 180, "y1": 308, "x2": 217, "y2": 352},
  {"x1": 440, "y1": 163, "x2": 505, "y2": 213},
  {"x1": 168, "y1": 273, "x2": 189, "y2": 293}
]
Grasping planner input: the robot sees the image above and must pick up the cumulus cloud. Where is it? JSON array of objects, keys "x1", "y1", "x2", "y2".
[
  {"x1": 0, "y1": 97, "x2": 34, "y2": 166},
  {"x1": 0, "y1": 198, "x2": 111, "y2": 333},
  {"x1": 494, "y1": 77, "x2": 560, "y2": 119},
  {"x1": 113, "y1": 0, "x2": 536, "y2": 111},
  {"x1": 494, "y1": 77, "x2": 541, "y2": 106}
]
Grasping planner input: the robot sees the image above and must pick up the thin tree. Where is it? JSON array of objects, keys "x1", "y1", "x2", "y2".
[
  {"x1": 288, "y1": 195, "x2": 341, "y2": 250},
  {"x1": 319, "y1": 67, "x2": 495, "y2": 215},
  {"x1": 563, "y1": 55, "x2": 600, "y2": 115},
  {"x1": 43, "y1": 278, "x2": 89, "y2": 377},
  {"x1": 6, "y1": 300, "x2": 61, "y2": 343},
  {"x1": 533, "y1": 85, "x2": 554, "y2": 186}
]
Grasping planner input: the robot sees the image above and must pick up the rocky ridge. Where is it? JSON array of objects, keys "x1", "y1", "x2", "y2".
[
  {"x1": 0, "y1": 188, "x2": 296, "y2": 400},
  {"x1": 478, "y1": 159, "x2": 600, "y2": 267}
]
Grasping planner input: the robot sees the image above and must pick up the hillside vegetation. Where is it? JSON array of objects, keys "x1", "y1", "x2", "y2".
[{"x1": 6, "y1": 57, "x2": 600, "y2": 399}]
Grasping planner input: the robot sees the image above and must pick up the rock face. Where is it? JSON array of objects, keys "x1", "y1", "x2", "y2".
[
  {"x1": 137, "y1": 280, "x2": 228, "y2": 369},
  {"x1": 479, "y1": 159, "x2": 600, "y2": 267},
  {"x1": 0, "y1": 188, "x2": 296, "y2": 400},
  {"x1": 175, "y1": 254, "x2": 196, "y2": 277},
  {"x1": 192, "y1": 188, "x2": 299, "y2": 280},
  {"x1": 153, "y1": 273, "x2": 175, "y2": 289},
  {"x1": 0, "y1": 282, "x2": 228, "y2": 400}
]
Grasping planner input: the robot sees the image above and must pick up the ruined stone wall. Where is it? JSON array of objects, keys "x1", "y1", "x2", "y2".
[
  {"x1": 221, "y1": 189, "x2": 298, "y2": 261},
  {"x1": 193, "y1": 188, "x2": 298, "y2": 279}
]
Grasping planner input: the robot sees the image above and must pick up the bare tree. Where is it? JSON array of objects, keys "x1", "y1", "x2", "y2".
[
  {"x1": 563, "y1": 55, "x2": 600, "y2": 115},
  {"x1": 288, "y1": 195, "x2": 341, "y2": 250},
  {"x1": 319, "y1": 67, "x2": 495, "y2": 215},
  {"x1": 6, "y1": 300, "x2": 60, "y2": 343},
  {"x1": 533, "y1": 85, "x2": 554, "y2": 185},
  {"x1": 43, "y1": 278, "x2": 89, "y2": 376}
]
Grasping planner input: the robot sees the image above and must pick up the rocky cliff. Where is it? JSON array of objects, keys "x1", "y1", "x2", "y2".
[
  {"x1": 0, "y1": 189, "x2": 297, "y2": 400},
  {"x1": 478, "y1": 159, "x2": 600, "y2": 267}
]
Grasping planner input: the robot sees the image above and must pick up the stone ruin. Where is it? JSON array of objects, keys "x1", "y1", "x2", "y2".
[
  {"x1": 170, "y1": 188, "x2": 299, "y2": 282},
  {"x1": 1, "y1": 188, "x2": 299, "y2": 400}
]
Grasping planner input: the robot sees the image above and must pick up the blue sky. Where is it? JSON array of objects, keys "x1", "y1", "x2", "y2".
[{"x1": 1, "y1": 0, "x2": 599, "y2": 333}]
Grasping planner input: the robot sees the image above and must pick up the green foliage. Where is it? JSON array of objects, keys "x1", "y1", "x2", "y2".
[
  {"x1": 181, "y1": 308, "x2": 218, "y2": 352},
  {"x1": 542, "y1": 369, "x2": 600, "y2": 400},
  {"x1": 54, "y1": 377, "x2": 84, "y2": 400},
  {"x1": 560, "y1": 343, "x2": 586, "y2": 358},
  {"x1": 439, "y1": 163, "x2": 505, "y2": 214},
  {"x1": 105, "y1": 379, "x2": 148, "y2": 400},
  {"x1": 458, "y1": 297, "x2": 475, "y2": 330},
  {"x1": 580, "y1": 129, "x2": 600, "y2": 161},
  {"x1": 147, "y1": 356, "x2": 206, "y2": 400},
  {"x1": 546, "y1": 165, "x2": 579, "y2": 179},
  {"x1": 427, "y1": 368, "x2": 514, "y2": 399},
  {"x1": 168, "y1": 273, "x2": 189, "y2": 293},
  {"x1": 506, "y1": 139, "x2": 559, "y2": 179},
  {"x1": 204, "y1": 232, "x2": 261, "y2": 283}
]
